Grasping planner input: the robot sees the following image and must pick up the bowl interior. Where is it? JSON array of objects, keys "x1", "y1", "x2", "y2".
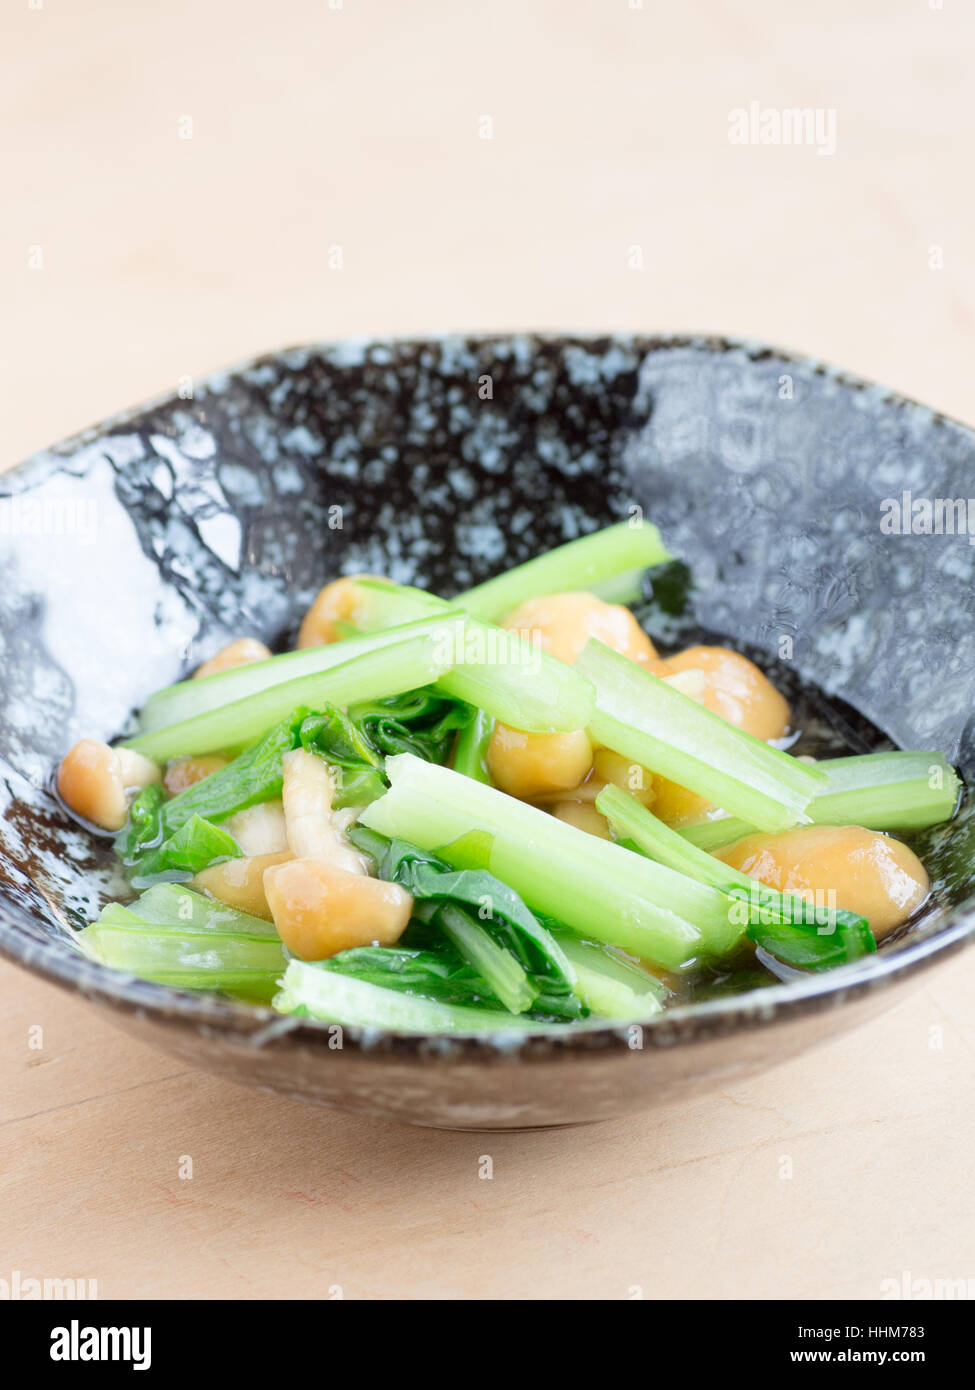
[{"x1": 2, "y1": 334, "x2": 974, "y2": 1027}]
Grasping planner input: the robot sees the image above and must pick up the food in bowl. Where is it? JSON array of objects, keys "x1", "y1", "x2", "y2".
[{"x1": 54, "y1": 521, "x2": 960, "y2": 1030}]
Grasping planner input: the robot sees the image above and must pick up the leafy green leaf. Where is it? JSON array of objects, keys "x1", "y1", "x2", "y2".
[
  {"x1": 161, "y1": 708, "x2": 308, "y2": 835},
  {"x1": 348, "y1": 686, "x2": 475, "y2": 762},
  {"x1": 114, "y1": 784, "x2": 164, "y2": 865},
  {"x1": 347, "y1": 825, "x2": 582, "y2": 1018},
  {"x1": 130, "y1": 814, "x2": 241, "y2": 888}
]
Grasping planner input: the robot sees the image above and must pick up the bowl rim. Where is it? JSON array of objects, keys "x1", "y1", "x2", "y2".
[{"x1": 2, "y1": 329, "x2": 974, "y2": 1062}]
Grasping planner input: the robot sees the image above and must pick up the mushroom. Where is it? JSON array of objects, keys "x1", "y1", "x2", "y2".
[
  {"x1": 486, "y1": 725, "x2": 593, "y2": 802},
  {"x1": 194, "y1": 637, "x2": 272, "y2": 680},
  {"x1": 195, "y1": 851, "x2": 291, "y2": 921},
  {"x1": 716, "y1": 824, "x2": 929, "y2": 940},
  {"x1": 57, "y1": 740, "x2": 161, "y2": 832},
  {"x1": 279, "y1": 749, "x2": 370, "y2": 873},
  {"x1": 163, "y1": 755, "x2": 229, "y2": 796},
  {"x1": 297, "y1": 574, "x2": 389, "y2": 648},
  {"x1": 500, "y1": 591, "x2": 659, "y2": 667},
  {"x1": 263, "y1": 748, "x2": 412, "y2": 960},
  {"x1": 263, "y1": 859, "x2": 413, "y2": 960}
]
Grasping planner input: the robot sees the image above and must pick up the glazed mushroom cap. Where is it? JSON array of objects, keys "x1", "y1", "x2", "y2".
[
  {"x1": 263, "y1": 858, "x2": 413, "y2": 960},
  {"x1": 57, "y1": 740, "x2": 160, "y2": 832},
  {"x1": 500, "y1": 591, "x2": 658, "y2": 667},
  {"x1": 297, "y1": 574, "x2": 389, "y2": 648},
  {"x1": 486, "y1": 725, "x2": 593, "y2": 801},
  {"x1": 194, "y1": 637, "x2": 272, "y2": 680}
]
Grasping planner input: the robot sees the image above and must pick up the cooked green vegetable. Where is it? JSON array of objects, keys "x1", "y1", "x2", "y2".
[
  {"x1": 126, "y1": 623, "x2": 456, "y2": 761},
  {"x1": 136, "y1": 615, "x2": 453, "y2": 733},
  {"x1": 164, "y1": 711, "x2": 305, "y2": 832},
  {"x1": 455, "y1": 519, "x2": 671, "y2": 620},
  {"x1": 341, "y1": 582, "x2": 596, "y2": 733},
  {"x1": 346, "y1": 687, "x2": 474, "y2": 763},
  {"x1": 551, "y1": 931, "x2": 667, "y2": 1019},
  {"x1": 79, "y1": 888, "x2": 287, "y2": 1000},
  {"x1": 358, "y1": 753, "x2": 742, "y2": 966},
  {"x1": 678, "y1": 750, "x2": 963, "y2": 851},
  {"x1": 274, "y1": 959, "x2": 556, "y2": 1032},
  {"x1": 130, "y1": 814, "x2": 240, "y2": 889},
  {"x1": 574, "y1": 639, "x2": 826, "y2": 834},
  {"x1": 451, "y1": 707, "x2": 494, "y2": 784},
  {"x1": 597, "y1": 784, "x2": 876, "y2": 972},
  {"x1": 347, "y1": 825, "x2": 581, "y2": 1017}
]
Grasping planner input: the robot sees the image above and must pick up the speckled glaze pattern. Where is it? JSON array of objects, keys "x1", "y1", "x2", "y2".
[{"x1": 1, "y1": 335, "x2": 973, "y2": 1129}]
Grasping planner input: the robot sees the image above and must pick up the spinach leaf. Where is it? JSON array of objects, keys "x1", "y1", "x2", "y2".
[
  {"x1": 348, "y1": 687, "x2": 474, "y2": 763},
  {"x1": 161, "y1": 709, "x2": 308, "y2": 835},
  {"x1": 114, "y1": 783, "x2": 165, "y2": 865},
  {"x1": 130, "y1": 814, "x2": 241, "y2": 889},
  {"x1": 298, "y1": 707, "x2": 387, "y2": 808},
  {"x1": 319, "y1": 943, "x2": 501, "y2": 1009},
  {"x1": 347, "y1": 825, "x2": 583, "y2": 1019}
]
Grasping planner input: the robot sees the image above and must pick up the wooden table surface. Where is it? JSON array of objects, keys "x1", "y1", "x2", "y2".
[{"x1": 2, "y1": 0, "x2": 974, "y2": 1300}]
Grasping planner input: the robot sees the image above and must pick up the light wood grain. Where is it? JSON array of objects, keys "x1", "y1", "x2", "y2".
[
  {"x1": 3, "y1": 954, "x2": 974, "y2": 1300},
  {"x1": 2, "y1": 0, "x2": 973, "y2": 1299}
]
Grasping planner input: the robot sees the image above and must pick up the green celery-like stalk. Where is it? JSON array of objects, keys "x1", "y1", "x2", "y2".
[
  {"x1": 138, "y1": 615, "x2": 454, "y2": 733},
  {"x1": 359, "y1": 753, "x2": 741, "y2": 967},
  {"x1": 678, "y1": 750, "x2": 962, "y2": 850},
  {"x1": 454, "y1": 520, "x2": 672, "y2": 621},
  {"x1": 800, "y1": 751, "x2": 960, "y2": 829},
  {"x1": 574, "y1": 639, "x2": 826, "y2": 833},
  {"x1": 342, "y1": 581, "x2": 595, "y2": 733},
  {"x1": 597, "y1": 784, "x2": 876, "y2": 971},
  {"x1": 274, "y1": 959, "x2": 552, "y2": 1031},
  {"x1": 437, "y1": 903, "x2": 536, "y2": 1014},
  {"x1": 139, "y1": 598, "x2": 593, "y2": 738},
  {"x1": 674, "y1": 816, "x2": 753, "y2": 852},
  {"x1": 132, "y1": 883, "x2": 276, "y2": 935},
  {"x1": 451, "y1": 708, "x2": 494, "y2": 783},
  {"x1": 125, "y1": 627, "x2": 454, "y2": 761},
  {"x1": 79, "y1": 901, "x2": 287, "y2": 1001},
  {"x1": 552, "y1": 932, "x2": 666, "y2": 1019}
]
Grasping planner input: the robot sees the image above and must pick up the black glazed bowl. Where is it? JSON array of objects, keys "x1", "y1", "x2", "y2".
[{"x1": 2, "y1": 335, "x2": 974, "y2": 1130}]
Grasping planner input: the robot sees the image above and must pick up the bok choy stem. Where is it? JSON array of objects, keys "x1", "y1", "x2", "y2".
[
  {"x1": 454, "y1": 520, "x2": 672, "y2": 620},
  {"x1": 678, "y1": 750, "x2": 963, "y2": 850},
  {"x1": 274, "y1": 960, "x2": 553, "y2": 1031},
  {"x1": 358, "y1": 753, "x2": 743, "y2": 967},
  {"x1": 126, "y1": 625, "x2": 457, "y2": 761},
  {"x1": 573, "y1": 639, "x2": 826, "y2": 833}
]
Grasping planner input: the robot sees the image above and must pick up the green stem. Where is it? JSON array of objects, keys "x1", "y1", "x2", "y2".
[
  {"x1": 552, "y1": 932, "x2": 666, "y2": 1019},
  {"x1": 274, "y1": 959, "x2": 553, "y2": 1031},
  {"x1": 678, "y1": 750, "x2": 962, "y2": 849},
  {"x1": 342, "y1": 582, "x2": 595, "y2": 733},
  {"x1": 455, "y1": 520, "x2": 671, "y2": 621},
  {"x1": 79, "y1": 898, "x2": 287, "y2": 1001},
  {"x1": 451, "y1": 708, "x2": 495, "y2": 783},
  {"x1": 358, "y1": 753, "x2": 740, "y2": 967},
  {"x1": 438, "y1": 903, "x2": 536, "y2": 1014},
  {"x1": 126, "y1": 627, "x2": 455, "y2": 760},
  {"x1": 138, "y1": 614, "x2": 451, "y2": 733},
  {"x1": 574, "y1": 639, "x2": 826, "y2": 833}
]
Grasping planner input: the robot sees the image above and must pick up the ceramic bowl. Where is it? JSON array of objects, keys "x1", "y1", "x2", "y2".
[{"x1": 1, "y1": 334, "x2": 973, "y2": 1129}]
